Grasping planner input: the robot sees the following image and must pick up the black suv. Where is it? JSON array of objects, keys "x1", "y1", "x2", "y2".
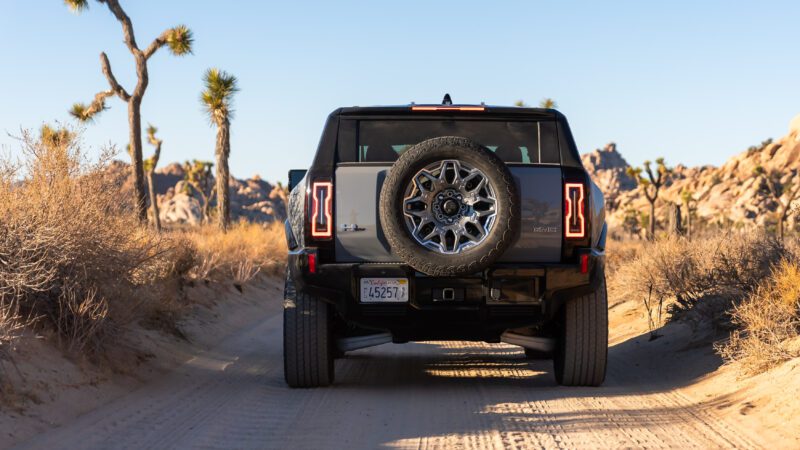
[{"x1": 284, "y1": 99, "x2": 607, "y2": 388}]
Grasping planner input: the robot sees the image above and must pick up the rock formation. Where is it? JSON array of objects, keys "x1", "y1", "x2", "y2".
[
  {"x1": 584, "y1": 114, "x2": 800, "y2": 234},
  {"x1": 107, "y1": 161, "x2": 287, "y2": 225}
]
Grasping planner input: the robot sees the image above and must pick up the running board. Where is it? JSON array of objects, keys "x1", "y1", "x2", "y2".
[
  {"x1": 337, "y1": 333, "x2": 393, "y2": 352},
  {"x1": 500, "y1": 332, "x2": 555, "y2": 352}
]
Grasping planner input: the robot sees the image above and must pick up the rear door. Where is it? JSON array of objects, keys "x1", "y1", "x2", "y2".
[{"x1": 334, "y1": 118, "x2": 563, "y2": 263}]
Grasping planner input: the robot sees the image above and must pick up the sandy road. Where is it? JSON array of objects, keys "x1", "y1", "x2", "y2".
[{"x1": 15, "y1": 303, "x2": 761, "y2": 450}]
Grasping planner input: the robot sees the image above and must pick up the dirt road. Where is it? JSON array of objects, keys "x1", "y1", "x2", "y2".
[{"x1": 15, "y1": 303, "x2": 762, "y2": 449}]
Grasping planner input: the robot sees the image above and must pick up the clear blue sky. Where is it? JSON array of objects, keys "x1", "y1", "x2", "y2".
[{"x1": 1, "y1": 1, "x2": 799, "y2": 182}]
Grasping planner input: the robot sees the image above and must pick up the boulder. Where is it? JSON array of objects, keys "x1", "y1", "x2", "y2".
[{"x1": 159, "y1": 193, "x2": 203, "y2": 226}]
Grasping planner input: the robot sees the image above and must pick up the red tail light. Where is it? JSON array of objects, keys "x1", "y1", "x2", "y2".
[
  {"x1": 307, "y1": 253, "x2": 317, "y2": 274},
  {"x1": 411, "y1": 106, "x2": 485, "y2": 112},
  {"x1": 310, "y1": 181, "x2": 333, "y2": 239},
  {"x1": 564, "y1": 182, "x2": 586, "y2": 240}
]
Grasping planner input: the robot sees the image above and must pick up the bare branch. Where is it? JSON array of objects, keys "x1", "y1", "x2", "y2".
[
  {"x1": 70, "y1": 90, "x2": 114, "y2": 122},
  {"x1": 643, "y1": 185, "x2": 657, "y2": 203},
  {"x1": 143, "y1": 31, "x2": 168, "y2": 60},
  {"x1": 145, "y1": 124, "x2": 161, "y2": 174},
  {"x1": 100, "y1": 52, "x2": 130, "y2": 101},
  {"x1": 100, "y1": 0, "x2": 140, "y2": 53}
]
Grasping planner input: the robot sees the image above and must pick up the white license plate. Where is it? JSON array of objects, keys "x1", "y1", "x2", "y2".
[{"x1": 360, "y1": 278, "x2": 409, "y2": 303}]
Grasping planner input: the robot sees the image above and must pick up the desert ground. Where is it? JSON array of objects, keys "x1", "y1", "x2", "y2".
[{"x1": 3, "y1": 271, "x2": 796, "y2": 450}]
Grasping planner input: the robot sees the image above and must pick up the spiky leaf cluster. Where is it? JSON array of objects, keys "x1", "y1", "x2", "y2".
[
  {"x1": 143, "y1": 156, "x2": 156, "y2": 173},
  {"x1": 182, "y1": 160, "x2": 214, "y2": 194},
  {"x1": 64, "y1": 0, "x2": 88, "y2": 12},
  {"x1": 146, "y1": 124, "x2": 159, "y2": 145},
  {"x1": 165, "y1": 25, "x2": 194, "y2": 56},
  {"x1": 69, "y1": 102, "x2": 102, "y2": 122},
  {"x1": 680, "y1": 188, "x2": 696, "y2": 207},
  {"x1": 539, "y1": 98, "x2": 557, "y2": 109},
  {"x1": 201, "y1": 68, "x2": 239, "y2": 124}
]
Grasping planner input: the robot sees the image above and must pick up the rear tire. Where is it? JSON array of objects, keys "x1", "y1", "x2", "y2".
[
  {"x1": 283, "y1": 274, "x2": 335, "y2": 388},
  {"x1": 553, "y1": 277, "x2": 608, "y2": 387}
]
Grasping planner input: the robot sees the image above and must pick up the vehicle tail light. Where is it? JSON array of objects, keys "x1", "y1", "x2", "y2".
[
  {"x1": 564, "y1": 182, "x2": 586, "y2": 240},
  {"x1": 411, "y1": 106, "x2": 485, "y2": 112},
  {"x1": 308, "y1": 253, "x2": 317, "y2": 274},
  {"x1": 580, "y1": 253, "x2": 589, "y2": 274},
  {"x1": 310, "y1": 181, "x2": 333, "y2": 239}
]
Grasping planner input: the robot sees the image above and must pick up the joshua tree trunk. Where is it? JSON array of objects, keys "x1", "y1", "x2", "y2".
[
  {"x1": 128, "y1": 98, "x2": 147, "y2": 222},
  {"x1": 147, "y1": 172, "x2": 161, "y2": 231},
  {"x1": 204, "y1": 191, "x2": 214, "y2": 224},
  {"x1": 648, "y1": 200, "x2": 656, "y2": 240},
  {"x1": 215, "y1": 119, "x2": 231, "y2": 231},
  {"x1": 686, "y1": 211, "x2": 692, "y2": 240},
  {"x1": 779, "y1": 205, "x2": 787, "y2": 241},
  {"x1": 669, "y1": 203, "x2": 682, "y2": 236}
]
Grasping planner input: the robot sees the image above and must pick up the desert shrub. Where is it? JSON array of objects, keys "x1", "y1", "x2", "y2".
[
  {"x1": 179, "y1": 221, "x2": 287, "y2": 284},
  {"x1": 615, "y1": 231, "x2": 786, "y2": 333},
  {"x1": 717, "y1": 260, "x2": 800, "y2": 373},
  {"x1": 0, "y1": 127, "x2": 187, "y2": 352},
  {"x1": 604, "y1": 237, "x2": 644, "y2": 276}
]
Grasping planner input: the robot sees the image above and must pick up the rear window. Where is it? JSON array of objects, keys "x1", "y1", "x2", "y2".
[{"x1": 357, "y1": 120, "x2": 559, "y2": 164}]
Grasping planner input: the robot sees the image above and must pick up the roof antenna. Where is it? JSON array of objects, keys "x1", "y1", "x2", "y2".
[{"x1": 442, "y1": 93, "x2": 453, "y2": 105}]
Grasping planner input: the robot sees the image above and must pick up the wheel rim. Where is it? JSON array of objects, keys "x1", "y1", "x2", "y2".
[{"x1": 402, "y1": 159, "x2": 498, "y2": 254}]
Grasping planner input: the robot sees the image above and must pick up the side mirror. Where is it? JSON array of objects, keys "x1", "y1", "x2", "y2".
[{"x1": 288, "y1": 169, "x2": 307, "y2": 191}]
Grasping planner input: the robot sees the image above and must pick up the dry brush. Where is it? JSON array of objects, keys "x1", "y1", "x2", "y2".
[{"x1": 0, "y1": 126, "x2": 286, "y2": 355}]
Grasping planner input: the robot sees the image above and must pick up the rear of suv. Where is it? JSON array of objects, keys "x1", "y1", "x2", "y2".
[{"x1": 283, "y1": 98, "x2": 607, "y2": 388}]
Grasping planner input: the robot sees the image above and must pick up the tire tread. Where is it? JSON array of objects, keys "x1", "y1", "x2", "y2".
[
  {"x1": 554, "y1": 277, "x2": 608, "y2": 387},
  {"x1": 283, "y1": 274, "x2": 334, "y2": 388}
]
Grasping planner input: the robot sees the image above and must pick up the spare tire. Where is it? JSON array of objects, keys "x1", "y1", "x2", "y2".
[{"x1": 379, "y1": 136, "x2": 519, "y2": 277}]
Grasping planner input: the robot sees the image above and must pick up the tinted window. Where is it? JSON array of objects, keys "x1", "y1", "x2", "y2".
[
  {"x1": 539, "y1": 121, "x2": 560, "y2": 164},
  {"x1": 357, "y1": 120, "x2": 559, "y2": 164}
]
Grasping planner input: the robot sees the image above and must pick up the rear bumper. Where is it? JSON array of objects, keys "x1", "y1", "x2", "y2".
[{"x1": 288, "y1": 249, "x2": 604, "y2": 341}]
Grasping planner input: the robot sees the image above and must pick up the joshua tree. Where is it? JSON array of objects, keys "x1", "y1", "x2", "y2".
[
  {"x1": 144, "y1": 125, "x2": 162, "y2": 231},
  {"x1": 539, "y1": 98, "x2": 558, "y2": 109},
  {"x1": 627, "y1": 158, "x2": 671, "y2": 240},
  {"x1": 680, "y1": 189, "x2": 697, "y2": 240},
  {"x1": 200, "y1": 68, "x2": 239, "y2": 231},
  {"x1": 514, "y1": 98, "x2": 558, "y2": 109},
  {"x1": 182, "y1": 160, "x2": 215, "y2": 224},
  {"x1": 753, "y1": 166, "x2": 800, "y2": 241},
  {"x1": 63, "y1": 0, "x2": 193, "y2": 223},
  {"x1": 622, "y1": 207, "x2": 642, "y2": 239}
]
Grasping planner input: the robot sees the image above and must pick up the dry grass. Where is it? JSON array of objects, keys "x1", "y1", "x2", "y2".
[
  {"x1": 611, "y1": 230, "x2": 800, "y2": 372},
  {"x1": 717, "y1": 260, "x2": 800, "y2": 373},
  {"x1": 178, "y1": 221, "x2": 287, "y2": 284},
  {"x1": 0, "y1": 127, "x2": 188, "y2": 353},
  {"x1": 605, "y1": 237, "x2": 644, "y2": 276},
  {"x1": 613, "y1": 231, "x2": 786, "y2": 335},
  {"x1": 0, "y1": 127, "x2": 290, "y2": 356}
]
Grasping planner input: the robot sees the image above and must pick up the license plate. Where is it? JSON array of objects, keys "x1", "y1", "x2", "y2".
[{"x1": 360, "y1": 278, "x2": 409, "y2": 303}]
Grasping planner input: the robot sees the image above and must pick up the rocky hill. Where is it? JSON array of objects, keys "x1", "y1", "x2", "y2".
[
  {"x1": 581, "y1": 142, "x2": 637, "y2": 211},
  {"x1": 155, "y1": 163, "x2": 287, "y2": 225},
  {"x1": 584, "y1": 114, "x2": 800, "y2": 234},
  {"x1": 108, "y1": 162, "x2": 287, "y2": 225}
]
